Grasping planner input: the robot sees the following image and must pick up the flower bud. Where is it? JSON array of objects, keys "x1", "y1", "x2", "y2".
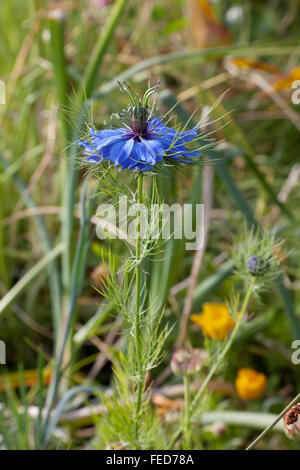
[
  {"x1": 208, "y1": 421, "x2": 227, "y2": 436},
  {"x1": 247, "y1": 255, "x2": 270, "y2": 276},
  {"x1": 170, "y1": 348, "x2": 208, "y2": 376},
  {"x1": 283, "y1": 403, "x2": 300, "y2": 440}
]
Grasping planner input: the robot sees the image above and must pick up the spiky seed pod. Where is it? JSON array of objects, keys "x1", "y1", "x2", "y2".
[
  {"x1": 232, "y1": 226, "x2": 283, "y2": 290},
  {"x1": 170, "y1": 348, "x2": 208, "y2": 376},
  {"x1": 247, "y1": 255, "x2": 270, "y2": 276},
  {"x1": 283, "y1": 403, "x2": 300, "y2": 440}
]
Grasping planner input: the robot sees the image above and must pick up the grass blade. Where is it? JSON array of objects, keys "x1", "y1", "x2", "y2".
[
  {"x1": 201, "y1": 411, "x2": 284, "y2": 432},
  {"x1": 0, "y1": 243, "x2": 65, "y2": 316},
  {"x1": 96, "y1": 43, "x2": 300, "y2": 98},
  {"x1": 0, "y1": 156, "x2": 62, "y2": 338}
]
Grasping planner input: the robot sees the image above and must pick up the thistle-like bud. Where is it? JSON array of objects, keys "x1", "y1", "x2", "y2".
[
  {"x1": 247, "y1": 255, "x2": 270, "y2": 276},
  {"x1": 208, "y1": 421, "x2": 227, "y2": 436},
  {"x1": 170, "y1": 348, "x2": 208, "y2": 376},
  {"x1": 283, "y1": 403, "x2": 300, "y2": 440},
  {"x1": 232, "y1": 226, "x2": 282, "y2": 289}
]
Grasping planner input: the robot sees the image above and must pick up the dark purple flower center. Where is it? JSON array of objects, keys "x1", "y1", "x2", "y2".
[
  {"x1": 128, "y1": 120, "x2": 153, "y2": 141},
  {"x1": 122, "y1": 103, "x2": 157, "y2": 141}
]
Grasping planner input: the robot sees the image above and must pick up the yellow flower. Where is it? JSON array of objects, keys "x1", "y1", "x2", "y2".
[
  {"x1": 235, "y1": 368, "x2": 267, "y2": 400},
  {"x1": 231, "y1": 57, "x2": 279, "y2": 74},
  {"x1": 191, "y1": 303, "x2": 235, "y2": 341},
  {"x1": 273, "y1": 67, "x2": 300, "y2": 91}
]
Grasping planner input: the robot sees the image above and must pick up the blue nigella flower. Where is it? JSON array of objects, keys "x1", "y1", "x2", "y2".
[{"x1": 79, "y1": 82, "x2": 201, "y2": 172}]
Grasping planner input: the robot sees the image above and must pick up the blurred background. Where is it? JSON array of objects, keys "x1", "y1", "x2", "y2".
[{"x1": 0, "y1": 0, "x2": 300, "y2": 450}]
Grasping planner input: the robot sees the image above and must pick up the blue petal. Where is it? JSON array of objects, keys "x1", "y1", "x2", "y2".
[
  {"x1": 140, "y1": 138, "x2": 164, "y2": 163},
  {"x1": 167, "y1": 148, "x2": 201, "y2": 163},
  {"x1": 85, "y1": 156, "x2": 102, "y2": 164},
  {"x1": 79, "y1": 141, "x2": 95, "y2": 155},
  {"x1": 96, "y1": 134, "x2": 128, "y2": 155},
  {"x1": 177, "y1": 129, "x2": 198, "y2": 142},
  {"x1": 112, "y1": 138, "x2": 134, "y2": 167},
  {"x1": 132, "y1": 141, "x2": 151, "y2": 163},
  {"x1": 153, "y1": 133, "x2": 175, "y2": 151},
  {"x1": 82, "y1": 127, "x2": 129, "y2": 154},
  {"x1": 90, "y1": 128, "x2": 124, "y2": 141},
  {"x1": 148, "y1": 118, "x2": 166, "y2": 131},
  {"x1": 128, "y1": 142, "x2": 154, "y2": 170}
]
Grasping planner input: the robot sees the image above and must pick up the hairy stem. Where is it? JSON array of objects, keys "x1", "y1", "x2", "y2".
[
  {"x1": 183, "y1": 374, "x2": 191, "y2": 448},
  {"x1": 134, "y1": 172, "x2": 144, "y2": 444},
  {"x1": 191, "y1": 280, "x2": 255, "y2": 412},
  {"x1": 168, "y1": 279, "x2": 255, "y2": 449}
]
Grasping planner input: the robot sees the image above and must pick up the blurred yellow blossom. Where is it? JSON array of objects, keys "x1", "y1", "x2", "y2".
[
  {"x1": 191, "y1": 303, "x2": 235, "y2": 341},
  {"x1": 235, "y1": 368, "x2": 267, "y2": 400},
  {"x1": 230, "y1": 57, "x2": 279, "y2": 74},
  {"x1": 272, "y1": 67, "x2": 300, "y2": 91}
]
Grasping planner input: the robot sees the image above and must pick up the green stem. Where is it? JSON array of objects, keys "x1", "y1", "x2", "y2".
[
  {"x1": 168, "y1": 279, "x2": 255, "y2": 449},
  {"x1": 192, "y1": 280, "x2": 255, "y2": 412},
  {"x1": 246, "y1": 392, "x2": 300, "y2": 450},
  {"x1": 183, "y1": 374, "x2": 191, "y2": 449},
  {"x1": 134, "y1": 172, "x2": 144, "y2": 444}
]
